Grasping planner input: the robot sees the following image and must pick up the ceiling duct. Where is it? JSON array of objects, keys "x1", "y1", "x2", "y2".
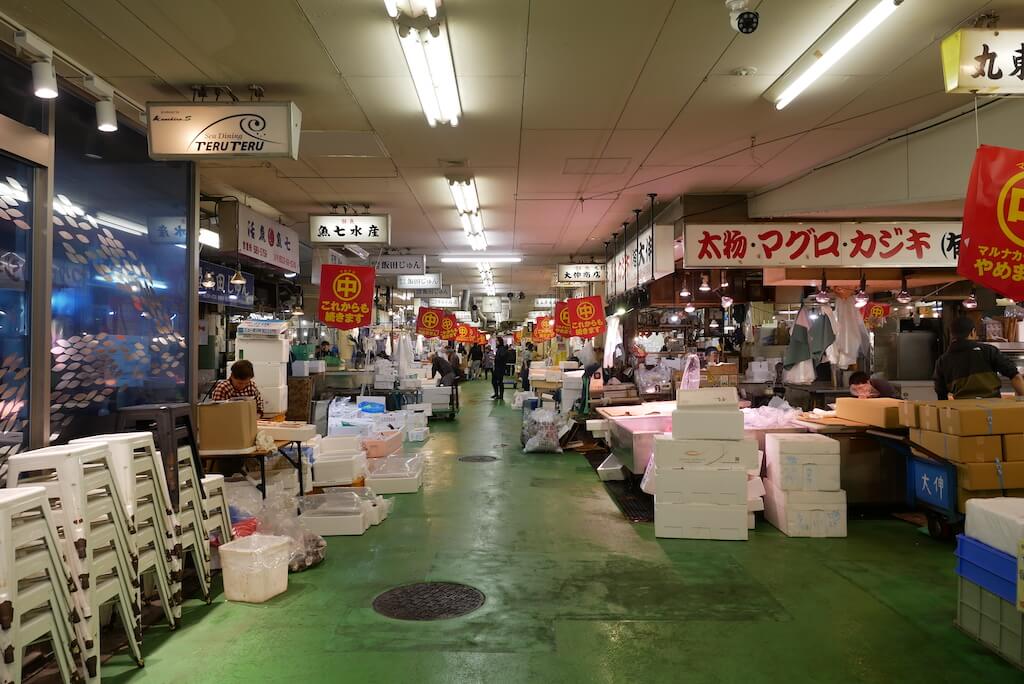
[{"x1": 459, "y1": 289, "x2": 471, "y2": 311}]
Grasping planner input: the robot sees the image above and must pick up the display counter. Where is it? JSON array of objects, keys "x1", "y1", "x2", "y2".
[{"x1": 322, "y1": 369, "x2": 375, "y2": 392}]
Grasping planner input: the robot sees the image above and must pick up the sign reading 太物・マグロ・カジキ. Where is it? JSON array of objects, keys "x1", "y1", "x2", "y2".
[
  {"x1": 941, "y1": 29, "x2": 1024, "y2": 95},
  {"x1": 684, "y1": 223, "x2": 962, "y2": 268},
  {"x1": 310, "y1": 215, "x2": 390, "y2": 245},
  {"x1": 146, "y1": 102, "x2": 302, "y2": 160}
]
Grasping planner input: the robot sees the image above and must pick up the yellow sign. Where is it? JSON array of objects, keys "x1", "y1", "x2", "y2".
[{"x1": 332, "y1": 272, "x2": 362, "y2": 301}]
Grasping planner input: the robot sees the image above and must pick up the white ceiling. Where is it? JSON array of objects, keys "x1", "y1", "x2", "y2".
[{"x1": 1, "y1": 0, "x2": 1015, "y2": 303}]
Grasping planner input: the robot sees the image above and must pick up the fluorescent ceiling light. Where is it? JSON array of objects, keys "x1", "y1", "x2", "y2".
[
  {"x1": 774, "y1": 0, "x2": 901, "y2": 110},
  {"x1": 441, "y1": 256, "x2": 520, "y2": 263},
  {"x1": 199, "y1": 228, "x2": 220, "y2": 248},
  {"x1": 448, "y1": 178, "x2": 479, "y2": 214},
  {"x1": 95, "y1": 212, "x2": 148, "y2": 236},
  {"x1": 394, "y1": 11, "x2": 461, "y2": 127},
  {"x1": 283, "y1": 272, "x2": 298, "y2": 279}
]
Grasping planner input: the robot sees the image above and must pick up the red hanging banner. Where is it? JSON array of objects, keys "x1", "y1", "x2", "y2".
[
  {"x1": 958, "y1": 144, "x2": 1024, "y2": 299},
  {"x1": 440, "y1": 312, "x2": 458, "y2": 341},
  {"x1": 861, "y1": 302, "x2": 890, "y2": 321},
  {"x1": 533, "y1": 316, "x2": 554, "y2": 342},
  {"x1": 415, "y1": 307, "x2": 443, "y2": 338},
  {"x1": 553, "y1": 300, "x2": 571, "y2": 338},
  {"x1": 567, "y1": 295, "x2": 607, "y2": 339},
  {"x1": 478, "y1": 330, "x2": 488, "y2": 344},
  {"x1": 318, "y1": 264, "x2": 375, "y2": 330},
  {"x1": 513, "y1": 330, "x2": 523, "y2": 345},
  {"x1": 455, "y1": 323, "x2": 477, "y2": 343}
]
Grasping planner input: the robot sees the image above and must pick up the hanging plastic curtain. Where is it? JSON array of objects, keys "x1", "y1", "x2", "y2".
[{"x1": 603, "y1": 315, "x2": 623, "y2": 369}]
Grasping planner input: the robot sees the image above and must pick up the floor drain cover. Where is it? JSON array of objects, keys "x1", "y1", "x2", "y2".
[
  {"x1": 372, "y1": 582, "x2": 485, "y2": 621},
  {"x1": 459, "y1": 455, "x2": 498, "y2": 462}
]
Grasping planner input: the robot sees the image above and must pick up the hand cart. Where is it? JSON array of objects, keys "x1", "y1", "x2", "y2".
[{"x1": 428, "y1": 383, "x2": 459, "y2": 421}]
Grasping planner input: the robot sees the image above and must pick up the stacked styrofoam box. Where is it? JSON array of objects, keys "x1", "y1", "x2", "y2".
[
  {"x1": 374, "y1": 360, "x2": 398, "y2": 390},
  {"x1": 312, "y1": 434, "x2": 368, "y2": 487},
  {"x1": 561, "y1": 370, "x2": 585, "y2": 416},
  {"x1": 560, "y1": 361, "x2": 581, "y2": 370},
  {"x1": 763, "y1": 434, "x2": 846, "y2": 538},
  {"x1": 653, "y1": 387, "x2": 758, "y2": 541},
  {"x1": 292, "y1": 360, "x2": 326, "y2": 376},
  {"x1": 236, "y1": 337, "x2": 289, "y2": 414}
]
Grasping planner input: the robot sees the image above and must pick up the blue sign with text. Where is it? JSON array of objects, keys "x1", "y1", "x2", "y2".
[{"x1": 199, "y1": 260, "x2": 254, "y2": 309}]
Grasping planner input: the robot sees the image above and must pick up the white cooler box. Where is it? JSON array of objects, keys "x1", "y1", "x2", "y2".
[
  {"x1": 654, "y1": 435, "x2": 759, "y2": 470},
  {"x1": 300, "y1": 493, "x2": 369, "y2": 536},
  {"x1": 236, "y1": 338, "x2": 290, "y2": 364},
  {"x1": 654, "y1": 502, "x2": 748, "y2": 540},
  {"x1": 655, "y1": 468, "x2": 747, "y2": 506},
  {"x1": 407, "y1": 427, "x2": 430, "y2": 442},
  {"x1": 365, "y1": 455, "x2": 424, "y2": 494},
  {"x1": 764, "y1": 481, "x2": 847, "y2": 537},
  {"x1": 671, "y1": 409, "x2": 744, "y2": 441},
  {"x1": 964, "y1": 497, "x2": 1024, "y2": 556},
  {"x1": 232, "y1": 361, "x2": 286, "y2": 388},
  {"x1": 422, "y1": 386, "x2": 453, "y2": 407},
  {"x1": 312, "y1": 451, "x2": 367, "y2": 487},
  {"x1": 261, "y1": 385, "x2": 288, "y2": 415}
]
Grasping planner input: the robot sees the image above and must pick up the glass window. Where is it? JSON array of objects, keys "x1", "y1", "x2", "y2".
[
  {"x1": 50, "y1": 89, "x2": 190, "y2": 442},
  {"x1": 0, "y1": 155, "x2": 32, "y2": 468},
  {"x1": 0, "y1": 51, "x2": 46, "y2": 131}
]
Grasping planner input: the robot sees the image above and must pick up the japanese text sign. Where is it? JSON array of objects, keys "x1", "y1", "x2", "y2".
[
  {"x1": 310, "y1": 214, "x2": 390, "y2": 244},
  {"x1": 237, "y1": 204, "x2": 300, "y2": 273},
  {"x1": 556, "y1": 263, "x2": 606, "y2": 282},
  {"x1": 416, "y1": 306, "x2": 443, "y2": 338},
  {"x1": 318, "y1": 264, "x2": 375, "y2": 330},
  {"x1": 607, "y1": 224, "x2": 674, "y2": 297},
  {"x1": 685, "y1": 222, "x2": 962, "y2": 268},
  {"x1": 533, "y1": 317, "x2": 554, "y2": 342},
  {"x1": 554, "y1": 300, "x2": 571, "y2": 338},
  {"x1": 440, "y1": 312, "x2": 458, "y2": 341},
  {"x1": 958, "y1": 145, "x2": 1024, "y2": 299},
  {"x1": 567, "y1": 296, "x2": 607, "y2": 339},
  {"x1": 147, "y1": 101, "x2": 302, "y2": 160},
  {"x1": 371, "y1": 253, "x2": 425, "y2": 275},
  {"x1": 397, "y1": 273, "x2": 442, "y2": 289},
  {"x1": 199, "y1": 260, "x2": 254, "y2": 309},
  {"x1": 942, "y1": 29, "x2": 1024, "y2": 95},
  {"x1": 148, "y1": 216, "x2": 187, "y2": 244}
]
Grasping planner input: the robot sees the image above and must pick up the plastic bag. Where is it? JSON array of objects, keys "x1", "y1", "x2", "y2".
[
  {"x1": 522, "y1": 408, "x2": 563, "y2": 453},
  {"x1": 679, "y1": 353, "x2": 701, "y2": 391},
  {"x1": 636, "y1": 363, "x2": 673, "y2": 395},
  {"x1": 257, "y1": 491, "x2": 326, "y2": 572}
]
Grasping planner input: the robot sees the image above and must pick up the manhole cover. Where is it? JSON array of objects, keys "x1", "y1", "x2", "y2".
[
  {"x1": 372, "y1": 582, "x2": 485, "y2": 621},
  {"x1": 458, "y1": 455, "x2": 498, "y2": 463}
]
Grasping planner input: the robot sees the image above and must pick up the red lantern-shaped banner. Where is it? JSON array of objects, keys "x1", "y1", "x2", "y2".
[
  {"x1": 318, "y1": 264, "x2": 375, "y2": 330},
  {"x1": 567, "y1": 295, "x2": 606, "y2": 339}
]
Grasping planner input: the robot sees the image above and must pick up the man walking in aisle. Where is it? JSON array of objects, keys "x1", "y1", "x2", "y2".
[
  {"x1": 492, "y1": 339, "x2": 509, "y2": 400},
  {"x1": 469, "y1": 342, "x2": 483, "y2": 380}
]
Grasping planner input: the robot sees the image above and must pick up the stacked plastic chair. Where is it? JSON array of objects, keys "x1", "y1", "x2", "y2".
[
  {"x1": 172, "y1": 447, "x2": 212, "y2": 602},
  {"x1": 199, "y1": 474, "x2": 233, "y2": 551},
  {"x1": 0, "y1": 486, "x2": 83, "y2": 684}
]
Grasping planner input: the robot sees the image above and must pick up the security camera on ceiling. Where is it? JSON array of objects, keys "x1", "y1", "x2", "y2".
[{"x1": 726, "y1": 0, "x2": 758, "y2": 34}]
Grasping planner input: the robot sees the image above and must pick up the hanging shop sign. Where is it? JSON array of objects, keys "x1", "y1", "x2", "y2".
[
  {"x1": 371, "y1": 253, "x2": 425, "y2": 275},
  {"x1": 479, "y1": 296, "x2": 502, "y2": 314},
  {"x1": 533, "y1": 316, "x2": 555, "y2": 342},
  {"x1": 310, "y1": 214, "x2": 390, "y2": 245},
  {"x1": 568, "y1": 296, "x2": 607, "y2": 339},
  {"x1": 405, "y1": 285, "x2": 451, "y2": 297},
  {"x1": 237, "y1": 204, "x2": 300, "y2": 273},
  {"x1": 607, "y1": 224, "x2": 675, "y2": 297},
  {"x1": 861, "y1": 302, "x2": 891, "y2": 322},
  {"x1": 556, "y1": 263, "x2": 606, "y2": 282},
  {"x1": 554, "y1": 300, "x2": 571, "y2": 338},
  {"x1": 440, "y1": 312, "x2": 458, "y2": 341},
  {"x1": 147, "y1": 101, "x2": 302, "y2": 160},
  {"x1": 318, "y1": 264, "x2": 376, "y2": 330},
  {"x1": 685, "y1": 222, "x2": 962, "y2": 268},
  {"x1": 147, "y1": 216, "x2": 187, "y2": 244},
  {"x1": 941, "y1": 29, "x2": 1024, "y2": 95},
  {"x1": 534, "y1": 297, "x2": 557, "y2": 308},
  {"x1": 958, "y1": 145, "x2": 1024, "y2": 300},
  {"x1": 198, "y1": 260, "x2": 254, "y2": 309},
  {"x1": 415, "y1": 306, "x2": 443, "y2": 338},
  {"x1": 428, "y1": 297, "x2": 458, "y2": 308},
  {"x1": 397, "y1": 273, "x2": 442, "y2": 289},
  {"x1": 312, "y1": 248, "x2": 347, "y2": 285}
]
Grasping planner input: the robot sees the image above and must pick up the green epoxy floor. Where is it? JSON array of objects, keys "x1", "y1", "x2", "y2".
[{"x1": 103, "y1": 380, "x2": 1020, "y2": 683}]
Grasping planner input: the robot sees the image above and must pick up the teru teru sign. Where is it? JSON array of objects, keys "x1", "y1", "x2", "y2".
[{"x1": 146, "y1": 102, "x2": 302, "y2": 160}]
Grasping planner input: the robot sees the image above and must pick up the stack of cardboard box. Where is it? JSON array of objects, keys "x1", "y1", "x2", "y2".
[
  {"x1": 652, "y1": 387, "x2": 759, "y2": 540},
  {"x1": 235, "y1": 337, "x2": 289, "y2": 415},
  {"x1": 901, "y1": 399, "x2": 1024, "y2": 509},
  {"x1": 763, "y1": 433, "x2": 847, "y2": 537}
]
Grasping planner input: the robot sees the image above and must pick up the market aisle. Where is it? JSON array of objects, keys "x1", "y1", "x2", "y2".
[{"x1": 102, "y1": 379, "x2": 1018, "y2": 683}]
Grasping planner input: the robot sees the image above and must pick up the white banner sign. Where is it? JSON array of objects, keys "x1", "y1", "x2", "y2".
[
  {"x1": 147, "y1": 102, "x2": 301, "y2": 160},
  {"x1": 479, "y1": 296, "x2": 502, "y2": 314},
  {"x1": 428, "y1": 297, "x2": 459, "y2": 308},
  {"x1": 398, "y1": 273, "x2": 442, "y2": 289},
  {"x1": 312, "y1": 248, "x2": 347, "y2": 284},
  {"x1": 406, "y1": 285, "x2": 450, "y2": 297},
  {"x1": 147, "y1": 216, "x2": 187, "y2": 244},
  {"x1": 310, "y1": 215, "x2": 390, "y2": 244},
  {"x1": 237, "y1": 204, "x2": 301, "y2": 273},
  {"x1": 942, "y1": 29, "x2": 1024, "y2": 95},
  {"x1": 371, "y1": 253, "x2": 425, "y2": 275},
  {"x1": 534, "y1": 297, "x2": 557, "y2": 308},
  {"x1": 607, "y1": 224, "x2": 675, "y2": 297},
  {"x1": 684, "y1": 222, "x2": 962, "y2": 268},
  {"x1": 556, "y1": 263, "x2": 606, "y2": 282}
]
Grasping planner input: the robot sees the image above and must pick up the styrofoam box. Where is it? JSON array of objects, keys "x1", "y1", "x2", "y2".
[
  {"x1": 292, "y1": 360, "x2": 325, "y2": 377},
  {"x1": 408, "y1": 413, "x2": 428, "y2": 428},
  {"x1": 654, "y1": 502, "x2": 748, "y2": 540},
  {"x1": 374, "y1": 381, "x2": 395, "y2": 390},
  {"x1": 258, "y1": 422, "x2": 317, "y2": 442},
  {"x1": 765, "y1": 450, "x2": 840, "y2": 492},
  {"x1": 312, "y1": 452, "x2": 367, "y2": 486},
  {"x1": 407, "y1": 427, "x2": 430, "y2": 442},
  {"x1": 544, "y1": 369, "x2": 562, "y2": 382},
  {"x1": 406, "y1": 402, "x2": 433, "y2": 417},
  {"x1": 765, "y1": 432, "x2": 840, "y2": 457},
  {"x1": 654, "y1": 435, "x2": 758, "y2": 469},
  {"x1": 301, "y1": 511, "x2": 368, "y2": 536},
  {"x1": 748, "y1": 513, "x2": 756, "y2": 530},
  {"x1": 261, "y1": 385, "x2": 288, "y2": 415},
  {"x1": 366, "y1": 471, "x2": 423, "y2": 494},
  {"x1": 676, "y1": 387, "x2": 739, "y2": 409},
  {"x1": 563, "y1": 371, "x2": 585, "y2": 390},
  {"x1": 748, "y1": 497, "x2": 765, "y2": 512},
  {"x1": 236, "y1": 338, "x2": 290, "y2": 364},
  {"x1": 671, "y1": 409, "x2": 744, "y2": 441},
  {"x1": 232, "y1": 361, "x2": 286, "y2": 388},
  {"x1": 655, "y1": 468, "x2": 746, "y2": 505},
  {"x1": 320, "y1": 435, "x2": 362, "y2": 453},
  {"x1": 965, "y1": 497, "x2": 1024, "y2": 556},
  {"x1": 747, "y1": 477, "x2": 766, "y2": 499},
  {"x1": 560, "y1": 361, "x2": 580, "y2": 370},
  {"x1": 763, "y1": 481, "x2": 847, "y2": 538}
]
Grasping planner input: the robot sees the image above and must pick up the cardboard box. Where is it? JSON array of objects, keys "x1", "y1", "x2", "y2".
[
  {"x1": 765, "y1": 432, "x2": 840, "y2": 457},
  {"x1": 908, "y1": 429, "x2": 1001, "y2": 463},
  {"x1": 957, "y1": 487, "x2": 1003, "y2": 513},
  {"x1": 763, "y1": 481, "x2": 847, "y2": 538},
  {"x1": 834, "y1": 397, "x2": 903, "y2": 428},
  {"x1": 671, "y1": 409, "x2": 744, "y2": 441},
  {"x1": 653, "y1": 435, "x2": 759, "y2": 469},
  {"x1": 654, "y1": 468, "x2": 747, "y2": 505},
  {"x1": 899, "y1": 401, "x2": 920, "y2": 428},
  {"x1": 197, "y1": 401, "x2": 257, "y2": 452},
  {"x1": 676, "y1": 387, "x2": 738, "y2": 410},
  {"x1": 706, "y1": 363, "x2": 738, "y2": 376},
  {"x1": 1001, "y1": 434, "x2": 1024, "y2": 462},
  {"x1": 955, "y1": 461, "x2": 1024, "y2": 490},
  {"x1": 653, "y1": 502, "x2": 748, "y2": 540},
  {"x1": 939, "y1": 400, "x2": 1024, "y2": 436}
]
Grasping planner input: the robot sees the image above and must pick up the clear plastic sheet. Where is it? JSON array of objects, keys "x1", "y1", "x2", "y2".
[
  {"x1": 255, "y1": 491, "x2": 327, "y2": 573},
  {"x1": 679, "y1": 353, "x2": 701, "y2": 391}
]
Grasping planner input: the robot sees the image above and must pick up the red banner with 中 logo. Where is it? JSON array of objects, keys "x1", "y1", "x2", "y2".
[
  {"x1": 959, "y1": 144, "x2": 1024, "y2": 299},
  {"x1": 318, "y1": 264, "x2": 375, "y2": 330},
  {"x1": 554, "y1": 300, "x2": 571, "y2": 338},
  {"x1": 567, "y1": 295, "x2": 606, "y2": 339},
  {"x1": 440, "y1": 312, "x2": 458, "y2": 341},
  {"x1": 478, "y1": 330, "x2": 488, "y2": 344},
  {"x1": 861, "y1": 302, "x2": 890, "y2": 321},
  {"x1": 513, "y1": 331, "x2": 522, "y2": 345},
  {"x1": 415, "y1": 307, "x2": 443, "y2": 338},
  {"x1": 455, "y1": 323, "x2": 477, "y2": 344},
  {"x1": 533, "y1": 316, "x2": 554, "y2": 342}
]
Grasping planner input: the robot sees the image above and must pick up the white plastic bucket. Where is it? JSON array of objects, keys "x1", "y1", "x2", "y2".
[{"x1": 219, "y1": 534, "x2": 290, "y2": 603}]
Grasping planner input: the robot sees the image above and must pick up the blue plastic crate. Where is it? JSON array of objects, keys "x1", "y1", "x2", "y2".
[{"x1": 955, "y1": 534, "x2": 1017, "y2": 605}]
